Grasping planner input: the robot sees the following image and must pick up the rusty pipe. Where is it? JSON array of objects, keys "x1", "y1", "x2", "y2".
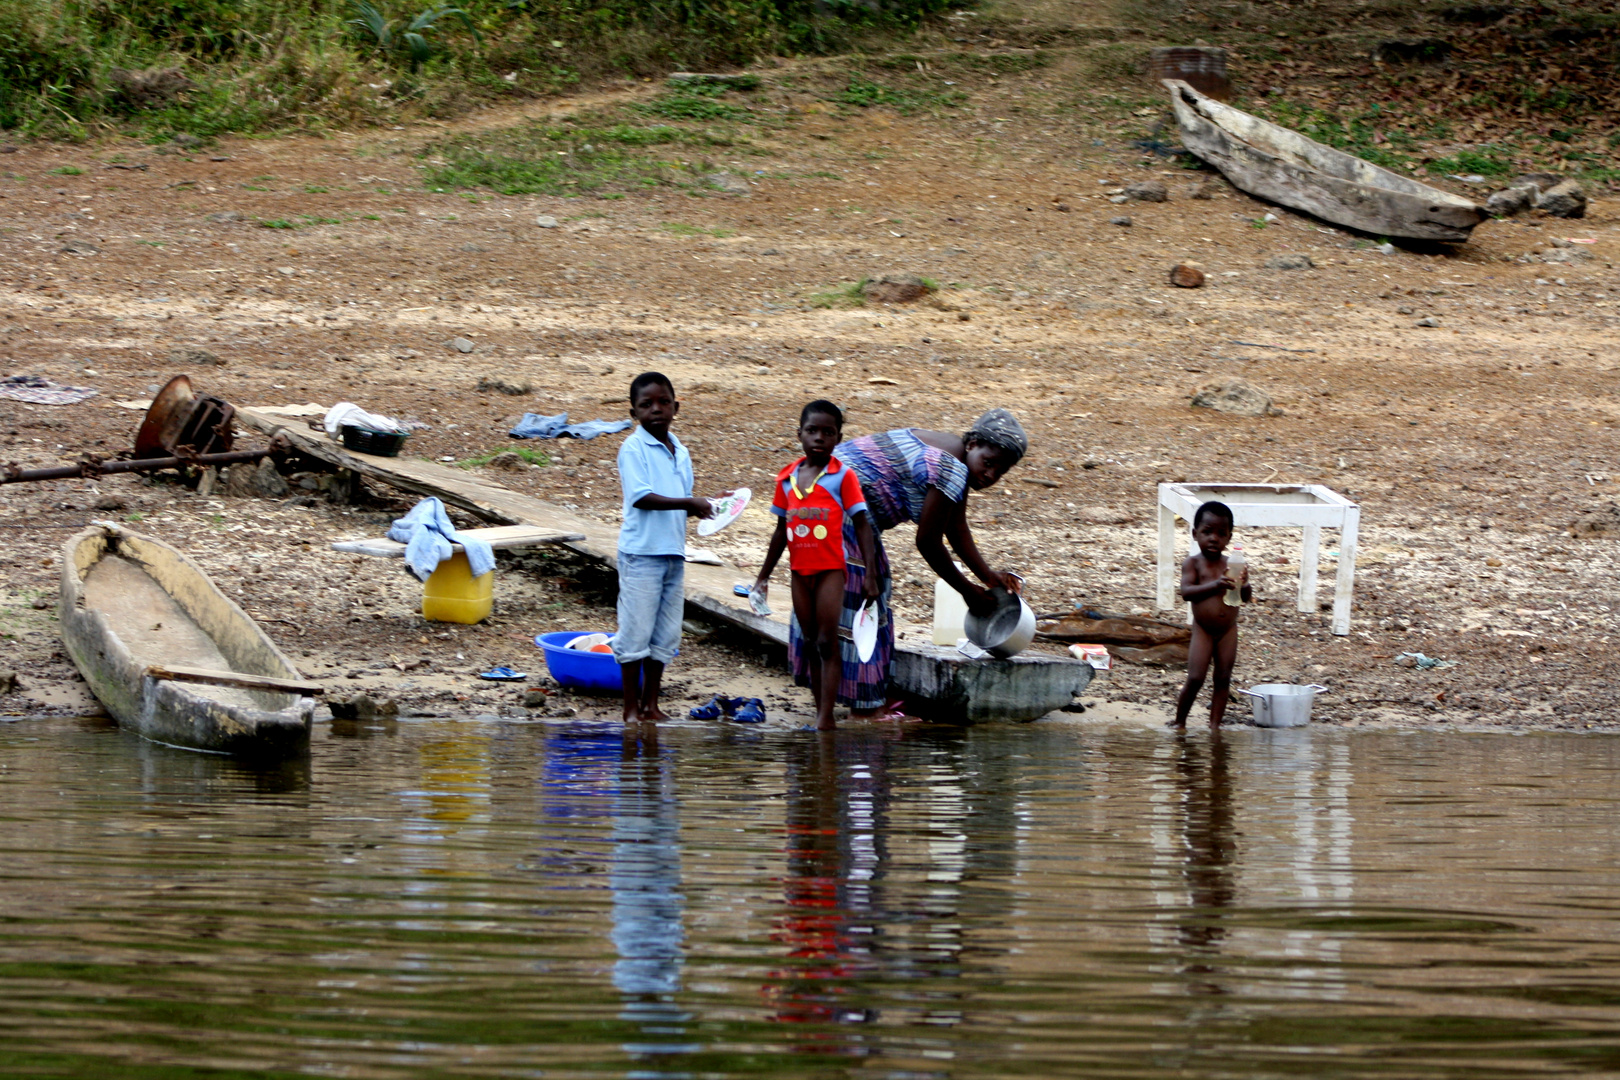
[{"x1": 1, "y1": 446, "x2": 274, "y2": 485}]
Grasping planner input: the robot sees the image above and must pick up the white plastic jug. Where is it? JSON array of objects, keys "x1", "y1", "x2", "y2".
[{"x1": 933, "y1": 575, "x2": 969, "y2": 646}]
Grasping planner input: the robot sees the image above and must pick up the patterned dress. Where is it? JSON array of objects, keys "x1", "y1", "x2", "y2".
[{"x1": 788, "y1": 430, "x2": 970, "y2": 710}]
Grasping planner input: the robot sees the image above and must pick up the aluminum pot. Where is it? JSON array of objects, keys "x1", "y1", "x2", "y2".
[
  {"x1": 962, "y1": 587, "x2": 1037, "y2": 659},
  {"x1": 1236, "y1": 683, "x2": 1328, "y2": 728}
]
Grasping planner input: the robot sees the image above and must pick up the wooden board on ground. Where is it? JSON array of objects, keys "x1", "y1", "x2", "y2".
[
  {"x1": 146, "y1": 663, "x2": 325, "y2": 696},
  {"x1": 238, "y1": 406, "x2": 1092, "y2": 722}
]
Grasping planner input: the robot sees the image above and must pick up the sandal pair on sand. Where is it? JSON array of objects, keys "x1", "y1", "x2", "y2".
[{"x1": 689, "y1": 696, "x2": 766, "y2": 723}]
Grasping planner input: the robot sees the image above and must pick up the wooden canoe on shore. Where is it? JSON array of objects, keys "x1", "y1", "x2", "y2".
[
  {"x1": 59, "y1": 524, "x2": 317, "y2": 757},
  {"x1": 1164, "y1": 79, "x2": 1487, "y2": 241}
]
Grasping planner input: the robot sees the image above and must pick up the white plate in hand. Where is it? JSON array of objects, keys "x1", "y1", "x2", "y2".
[
  {"x1": 696, "y1": 487, "x2": 750, "y2": 537},
  {"x1": 852, "y1": 600, "x2": 879, "y2": 663}
]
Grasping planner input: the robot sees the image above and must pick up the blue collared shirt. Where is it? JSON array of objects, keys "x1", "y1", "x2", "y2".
[{"x1": 617, "y1": 425, "x2": 694, "y2": 556}]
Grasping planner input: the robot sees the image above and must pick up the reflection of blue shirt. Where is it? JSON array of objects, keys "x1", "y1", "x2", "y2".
[{"x1": 618, "y1": 425, "x2": 694, "y2": 556}]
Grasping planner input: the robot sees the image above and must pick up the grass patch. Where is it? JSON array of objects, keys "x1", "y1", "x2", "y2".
[
  {"x1": 257, "y1": 218, "x2": 296, "y2": 229},
  {"x1": 459, "y1": 446, "x2": 549, "y2": 469},
  {"x1": 422, "y1": 119, "x2": 732, "y2": 196},
  {"x1": 834, "y1": 75, "x2": 966, "y2": 115},
  {"x1": 1426, "y1": 147, "x2": 1515, "y2": 178},
  {"x1": 49, "y1": 165, "x2": 83, "y2": 175},
  {"x1": 661, "y1": 221, "x2": 733, "y2": 238},
  {"x1": 808, "y1": 279, "x2": 868, "y2": 308},
  {"x1": 636, "y1": 83, "x2": 753, "y2": 122}
]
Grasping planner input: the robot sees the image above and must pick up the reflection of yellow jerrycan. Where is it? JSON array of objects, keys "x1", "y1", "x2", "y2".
[{"x1": 421, "y1": 551, "x2": 493, "y2": 624}]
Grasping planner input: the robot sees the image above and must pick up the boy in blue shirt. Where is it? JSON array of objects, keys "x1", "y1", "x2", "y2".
[{"x1": 615, "y1": 372, "x2": 714, "y2": 722}]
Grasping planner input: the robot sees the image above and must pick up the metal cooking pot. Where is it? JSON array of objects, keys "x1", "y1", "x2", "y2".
[
  {"x1": 1236, "y1": 683, "x2": 1328, "y2": 728},
  {"x1": 962, "y1": 587, "x2": 1037, "y2": 659}
]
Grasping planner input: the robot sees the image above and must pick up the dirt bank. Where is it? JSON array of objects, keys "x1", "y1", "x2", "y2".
[{"x1": 3, "y1": 53, "x2": 1617, "y2": 730}]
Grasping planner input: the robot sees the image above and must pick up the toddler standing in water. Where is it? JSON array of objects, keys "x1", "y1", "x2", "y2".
[
  {"x1": 1173, "y1": 501, "x2": 1252, "y2": 728},
  {"x1": 753, "y1": 401, "x2": 879, "y2": 730}
]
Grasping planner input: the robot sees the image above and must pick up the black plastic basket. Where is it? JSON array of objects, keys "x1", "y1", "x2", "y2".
[{"x1": 340, "y1": 424, "x2": 409, "y2": 457}]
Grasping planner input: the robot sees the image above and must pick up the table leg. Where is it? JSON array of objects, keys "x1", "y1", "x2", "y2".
[
  {"x1": 1331, "y1": 507, "x2": 1359, "y2": 635},
  {"x1": 1157, "y1": 501, "x2": 1178, "y2": 612},
  {"x1": 1298, "y1": 524, "x2": 1321, "y2": 614}
]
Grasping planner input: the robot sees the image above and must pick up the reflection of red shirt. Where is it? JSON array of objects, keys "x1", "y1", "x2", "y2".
[{"x1": 771, "y1": 457, "x2": 868, "y2": 575}]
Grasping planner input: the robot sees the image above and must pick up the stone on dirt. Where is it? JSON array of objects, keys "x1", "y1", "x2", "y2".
[
  {"x1": 861, "y1": 274, "x2": 935, "y2": 304},
  {"x1": 328, "y1": 693, "x2": 399, "y2": 721},
  {"x1": 1190, "y1": 379, "x2": 1278, "y2": 417},
  {"x1": 1109, "y1": 215, "x2": 1132, "y2": 227},
  {"x1": 206, "y1": 210, "x2": 244, "y2": 223},
  {"x1": 1540, "y1": 247, "x2": 1590, "y2": 265},
  {"x1": 1570, "y1": 504, "x2": 1620, "y2": 537},
  {"x1": 93, "y1": 495, "x2": 125, "y2": 511},
  {"x1": 167, "y1": 347, "x2": 224, "y2": 367},
  {"x1": 59, "y1": 239, "x2": 99, "y2": 256},
  {"x1": 1485, "y1": 185, "x2": 1536, "y2": 217},
  {"x1": 535, "y1": 215, "x2": 559, "y2": 228},
  {"x1": 1416, "y1": 316, "x2": 1441, "y2": 327},
  {"x1": 488, "y1": 452, "x2": 525, "y2": 470},
  {"x1": 0, "y1": 670, "x2": 17, "y2": 694},
  {"x1": 1123, "y1": 180, "x2": 1168, "y2": 202},
  {"x1": 1535, "y1": 180, "x2": 1586, "y2": 218},
  {"x1": 225, "y1": 458, "x2": 291, "y2": 499},
  {"x1": 477, "y1": 375, "x2": 532, "y2": 395},
  {"x1": 1168, "y1": 262, "x2": 1206, "y2": 288},
  {"x1": 1512, "y1": 172, "x2": 1562, "y2": 191},
  {"x1": 701, "y1": 172, "x2": 752, "y2": 196},
  {"x1": 448, "y1": 337, "x2": 476, "y2": 354},
  {"x1": 1264, "y1": 254, "x2": 1313, "y2": 270}
]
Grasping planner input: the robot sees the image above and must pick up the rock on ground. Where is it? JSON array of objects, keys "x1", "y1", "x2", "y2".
[
  {"x1": 1168, "y1": 262, "x2": 1205, "y2": 288},
  {"x1": 1570, "y1": 504, "x2": 1620, "y2": 536},
  {"x1": 1124, "y1": 180, "x2": 1168, "y2": 202},
  {"x1": 1535, "y1": 180, "x2": 1586, "y2": 218},
  {"x1": 861, "y1": 274, "x2": 934, "y2": 304},
  {"x1": 1486, "y1": 185, "x2": 1536, "y2": 216},
  {"x1": 167, "y1": 347, "x2": 224, "y2": 366},
  {"x1": 701, "y1": 173, "x2": 752, "y2": 196},
  {"x1": 477, "y1": 376, "x2": 532, "y2": 395},
  {"x1": 1190, "y1": 379, "x2": 1278, "y2": 417},
  {"x1": 1265, "y1": 254, "x2": 1313, "y2": 270}
]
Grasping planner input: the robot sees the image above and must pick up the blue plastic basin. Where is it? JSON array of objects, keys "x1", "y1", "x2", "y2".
[{"x1": 535, "y1": 631, "x2": 621, "y2": 692}]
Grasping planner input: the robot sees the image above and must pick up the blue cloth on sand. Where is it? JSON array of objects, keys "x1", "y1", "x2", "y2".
[
  {"x1": 387, "y1": 497, "x2": 496, "y2": 582},
  {"x1": 510, "y1": 412, "x2": 632, "y2": 441}
]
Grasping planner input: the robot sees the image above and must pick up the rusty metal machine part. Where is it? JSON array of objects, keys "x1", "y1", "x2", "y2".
[
  {"x1": 134, "y1": 374, "x2": 236, "y2": 458},
  {"x1": 1, "y1": 445, "x2": 278, "y2": 485}
]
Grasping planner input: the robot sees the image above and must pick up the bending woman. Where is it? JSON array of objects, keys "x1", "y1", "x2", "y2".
[{"x1": 790, "y1": 408, "x2": 1028, "y2": 717}]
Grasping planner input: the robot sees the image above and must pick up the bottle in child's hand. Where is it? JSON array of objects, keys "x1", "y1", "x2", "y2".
[{"x1": 1224, "y1": 545, "x2": 1246, "y2": 606}]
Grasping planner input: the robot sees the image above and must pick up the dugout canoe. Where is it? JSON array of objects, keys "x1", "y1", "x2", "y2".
[
  {"x1": 1164, "y1": 79, "x2": 1488, "y2": 241},
  {"x1": 59, "y1": 523, "x2": 318, "y2": 757}
]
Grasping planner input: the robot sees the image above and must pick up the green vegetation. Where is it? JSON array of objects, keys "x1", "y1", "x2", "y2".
[
  {"x1": 258, "y1": 218, "x2": 296, "y2": 229},
  {"x1": 49, "y1": 165, "x2": 83, "y2": 175},
  {"x1": 0, "y1": 0, "x2": 953, "y2": 140},
  {"x1": 1426, "y1": 147, "x2": 1515, "y2": 178},
  {"x1": 808, "y1": 279, "x2": 868, "y2": 308},
  {"x1": 423, "y1": 118, "x2": 735, "y2": 195},
  {"x1": 661, "y1": 221, "x2": 733, "y2": 238},
  {"x1": 835, "y1": 74, "x2": 964, "y2": 115},
  {"x1": 459, "y1": 446, "x2": 548, "y2": 468}
]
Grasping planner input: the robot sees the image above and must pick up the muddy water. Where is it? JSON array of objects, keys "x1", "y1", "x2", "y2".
[{"x1": 3, "y1": 717, "x2": 1619, "y2": 1079}]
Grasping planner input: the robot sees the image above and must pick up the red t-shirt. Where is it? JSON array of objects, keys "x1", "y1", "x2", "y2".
[{"x1": 771, "y1": 457, "x2": 868, "y2": 574}]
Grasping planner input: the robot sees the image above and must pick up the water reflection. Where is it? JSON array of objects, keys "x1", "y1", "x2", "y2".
[{"x1": 5, "y1": 718, "x2": 1620, "y2": 1078}]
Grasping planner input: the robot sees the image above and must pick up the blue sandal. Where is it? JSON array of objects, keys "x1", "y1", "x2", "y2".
[
  {"x1": 689, "y1": 696, "x2": 730, "y2": 720},
  {"x1": 732, "y1": 698, "x2": 766, "y2": 724},
  {"x1": 478, "y1": 666, "x2": 527, "y2": 682}
]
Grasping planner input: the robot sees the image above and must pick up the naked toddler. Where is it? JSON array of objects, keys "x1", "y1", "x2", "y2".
[{"x1": 1172, "y1": 500, "x2": 1252, "y2": 728}]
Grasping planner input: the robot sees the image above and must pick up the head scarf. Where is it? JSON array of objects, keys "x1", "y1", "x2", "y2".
[{"x1": 965, "y1": 408, "x2": 1028, "y2": 465}]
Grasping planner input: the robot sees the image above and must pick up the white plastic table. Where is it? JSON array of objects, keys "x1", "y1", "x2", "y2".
[{"x1": 1156, "y1": 482, "x2": 1361, "y2": 635}]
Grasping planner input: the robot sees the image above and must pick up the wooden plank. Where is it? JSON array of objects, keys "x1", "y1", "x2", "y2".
[
  {"x1": 146, "y1": 663, "x2": 325, "y2": 696},
  {"x1": 333, "y1": 523, "x2": 585, "y2": 558},
  {"x1": 238, "y1": 407, "x2": 1092, "y2": 721}
]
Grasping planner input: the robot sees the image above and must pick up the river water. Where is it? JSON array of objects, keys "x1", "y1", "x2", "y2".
[{"x1": 3, "y1": 715, "x2": 1618, "y2": 1079}]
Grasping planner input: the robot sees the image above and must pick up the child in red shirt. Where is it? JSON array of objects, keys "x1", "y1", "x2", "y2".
[{"x1": 753, "y1": 400, "x2": 878, "y2": 730}]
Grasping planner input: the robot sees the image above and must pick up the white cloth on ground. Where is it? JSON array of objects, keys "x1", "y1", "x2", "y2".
[
  {"x1": 324, "y1": 401, "x2": 405, "y2": 436},
  {"x1": 386, "y1": 497, "x2": 496, "y2": 582}
]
